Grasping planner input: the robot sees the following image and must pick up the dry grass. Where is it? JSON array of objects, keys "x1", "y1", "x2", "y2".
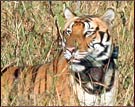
[{"x1": 1, "y1": 1, "x2": 134, "y2": 106}]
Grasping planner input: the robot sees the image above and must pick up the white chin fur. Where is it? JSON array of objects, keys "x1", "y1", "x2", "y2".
[{"x1": 70, "y1": 64, "x2": 85, "y2": 72}]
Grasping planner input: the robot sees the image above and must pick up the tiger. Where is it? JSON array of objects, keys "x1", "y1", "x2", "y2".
[
  {"x1": 1, "y1": 7, "x2": 119, "y2": 106},
  {"x1": 62, "y1": 7, "x2": 119, "y2": 106}
]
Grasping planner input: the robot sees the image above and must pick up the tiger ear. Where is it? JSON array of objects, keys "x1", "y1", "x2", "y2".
[
  {"x1": 64, "y1": 8, "x2": 76, "y2": 20},
  {"x1": 101, "y1": 8, "x2": 115, "y2": 26}
]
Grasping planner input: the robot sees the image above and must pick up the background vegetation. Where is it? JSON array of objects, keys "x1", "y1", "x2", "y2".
[{"x1": 1, "y1": 1, "x2": 134, "y2": 106}]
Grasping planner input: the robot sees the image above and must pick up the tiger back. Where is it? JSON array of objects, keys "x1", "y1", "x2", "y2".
[{"x1": 1, "y1": 52, "x2": 76, "y2": 106}]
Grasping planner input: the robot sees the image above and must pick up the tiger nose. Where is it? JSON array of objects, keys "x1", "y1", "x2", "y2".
[{"x1": 67, "y1": 47, "x2": 76, "y2": 53}]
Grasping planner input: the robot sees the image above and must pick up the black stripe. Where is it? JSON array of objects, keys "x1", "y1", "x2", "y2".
[
  {"x1": 106, "y1": 60, "x2": 116, "y2": 91},
  {"x1": 87, "y1": 22, "x2": 90, "y2": 29},
  {"x1": 97, "y1": 52, "x2": 105, "y2": 58},
  {"x1": 31, "y1": 64, "x2": 43, "y2": 83},
  {"x1": 96, "y1": 26, "x2": 99, "y2": 31},
  {"x1": 93, "y1": 42, "x2": 104, "y2": 47},
  {"x1": 106, "y1": 30, "x2": 110, "y2": 42},
  {"x1": 99, "y1": 31, "x2": 105, "y2": 43},
  {"x1": 13, "y1": 68, "x2": 21, "y2": 78},
  {"x1": 97, "y1": 45, "x2": 109, "y2": 58},
  {"x1": 104, "y1": 45, "x2": 109, "y2": 53}
]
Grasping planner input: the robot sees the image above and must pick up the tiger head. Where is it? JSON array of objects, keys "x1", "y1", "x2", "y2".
[{"x1": 62, "y1": 8, "x2": 115, "y2": 72}]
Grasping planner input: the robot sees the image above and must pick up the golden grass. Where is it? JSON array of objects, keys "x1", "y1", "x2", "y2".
[{"x1": 1, "y1": 1, "x2": 134, "y2": 106}]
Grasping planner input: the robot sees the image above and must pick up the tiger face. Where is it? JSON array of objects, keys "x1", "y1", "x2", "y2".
[{"x1": 62, "y1": 8, "x2": 115, "y2": 72}]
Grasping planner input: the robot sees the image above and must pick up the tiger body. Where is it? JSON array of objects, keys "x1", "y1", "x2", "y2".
[{"x1": 1, "y1": 8, "x2": 118, "y2": 106}]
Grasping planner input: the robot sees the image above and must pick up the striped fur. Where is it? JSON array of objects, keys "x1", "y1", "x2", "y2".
[{"x1": 1, "y1": 53, "x2": 75, "y2": 106}]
